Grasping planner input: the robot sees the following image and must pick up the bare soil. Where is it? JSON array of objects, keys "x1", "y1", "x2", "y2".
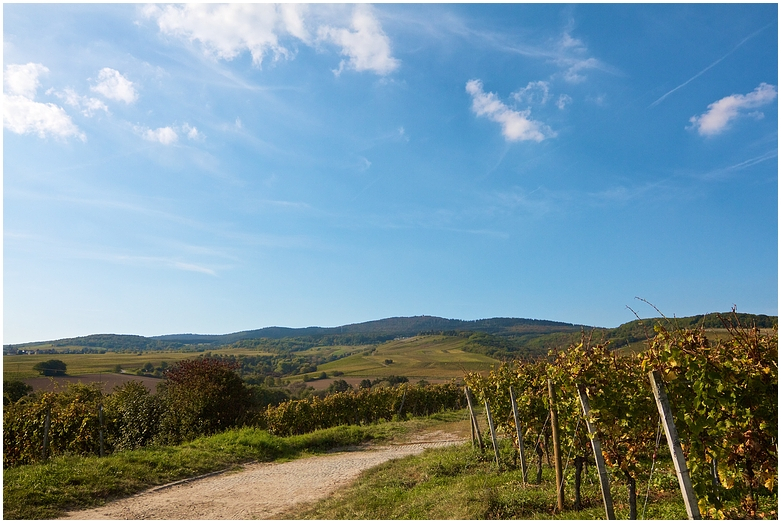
[{"x1": 60, "y1": 430, "x2": 464, "y2": 520}]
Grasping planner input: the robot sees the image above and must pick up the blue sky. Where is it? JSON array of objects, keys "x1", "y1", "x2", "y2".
[{"x1": 3, "y1": 3, "x2": 778, "y2": 344}]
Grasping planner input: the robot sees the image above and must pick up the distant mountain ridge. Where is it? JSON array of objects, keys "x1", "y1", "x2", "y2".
[
  {"x1": 5, "y1": 312, "x2": 776, "y2": 352},
  {"x1": 151, "y1": 315, "x2": 585, "y2": 344},
  {"x1": 5, "y1": 315, "x2": 584, "y2": 351}
]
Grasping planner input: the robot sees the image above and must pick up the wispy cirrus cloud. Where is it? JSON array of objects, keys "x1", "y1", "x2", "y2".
[
  {"x1": 556, "y1": 94, "x2": 572, "y2": 109},
  {"x1": 83, "y1": 251, "x2": 219, "y2": 277},
  {"x1": 553, "y1": 28, "x2": 612, "y2": 84},
  {"x1": 488, "y1": 186, "x2": 557, "y2": 218},
  {"x1": 4, "y1": 229, "x2": 221, "y2": 276},
  {"x1": 3, "y1": 63, "x2": 85, "y2": 141},
  {"x1": 512, "y1": 81, "x2": 551, "y2": 105},
  {"x1": 134, "y1": 123, "x2": 204, "y2": 145},
  {"x1": 466, "y1": 79, "x2": 556, "y2": 143},
  {"x1": 689, "y1": 83, "x2": 777, "y2": 137},
  {"x1": 696, "y1": 149, "x2": 778, "y2": 181},
  {"x1": 181, "y1": 123, "x2": 200, "y2": 140},
  {"x1": 50, "y1": 87, "x2": 109, "y2": 117}
]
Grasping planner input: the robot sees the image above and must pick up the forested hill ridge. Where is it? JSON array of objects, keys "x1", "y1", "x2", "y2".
[
  {"x1": 4, "y1": 312, "x2": 776, "y2": 355},
  {"x1": 153, "y1": 316, "x2": 585, "y2": 343},
  {"x1": 4, "y1": 316, "x2": 584, "y2": 352}
]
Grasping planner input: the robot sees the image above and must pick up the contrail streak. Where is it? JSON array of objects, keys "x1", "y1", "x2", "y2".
[{"x1": 649, "y1": 23, "x2": 773, "y2": 108}]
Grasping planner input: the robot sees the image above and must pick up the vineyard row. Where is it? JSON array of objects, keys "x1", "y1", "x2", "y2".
[{"x1": 464, "y1": 320, "x2": 777, "y2": 519}]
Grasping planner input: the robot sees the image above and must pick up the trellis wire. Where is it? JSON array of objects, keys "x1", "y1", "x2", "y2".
[
  {"x1": 533, "y1": 411, "x2": 552, "y2": 455},
  {"x1": 641, "y1": 416, "x2": 664, "y2": 520},
  {"x1": 558, "y1": 416, "x2": 582, "y2": 494}
]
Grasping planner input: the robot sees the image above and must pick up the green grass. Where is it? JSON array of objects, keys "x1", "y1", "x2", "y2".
[
  {"x1": 286, "y1": 438, "x2": 690, "y2": 520},
  {"x1": 295, "y1": 344, "x2": 374, "y2": 358},
  {"x1": 310, "y1": 335, "x2": 499, "y2": 380},
  {"x1": 2, "y1": 410, "x2": 473, "y2": 520},
  {"x1": 3, "y1": 423, "x2": 406, "y2": 519},
  {"x1": 3, "y1": 348, "x2": 274, "y2": 380},
  {"x1": 6, "y1": 335, "x2": 500, "y2": 382}
]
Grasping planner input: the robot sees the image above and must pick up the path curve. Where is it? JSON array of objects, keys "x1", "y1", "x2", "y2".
[{"x1": 61, "y1": 431, "x2": 464, "y2": 520}]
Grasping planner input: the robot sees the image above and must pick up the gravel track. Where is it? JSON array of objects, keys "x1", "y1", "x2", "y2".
[{"x1": 61, "y1": 431, "x2": 463, "y2": 520}]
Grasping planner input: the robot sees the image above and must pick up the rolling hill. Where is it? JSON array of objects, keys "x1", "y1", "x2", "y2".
[
  {"x1": 4, "y1": 315, "x2": 586, "y2": 353},
  {"x1": 4, "y1": 312, "x2": 775, "y2": 357}
]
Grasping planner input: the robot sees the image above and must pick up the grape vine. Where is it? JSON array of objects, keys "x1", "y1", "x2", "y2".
[{"x1": 465, "y1": 316, "x2": 777, "y2": 519}]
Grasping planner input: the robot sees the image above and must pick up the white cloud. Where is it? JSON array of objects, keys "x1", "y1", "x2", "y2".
[
  {"x1": 466, "y1": 79, "x2": 555, "y2": 143},
  {"x1": 4, "y1": 95, "x2": 86, "y2": 141},
  {"x1": 3, "y1": 63, "x2": 85, "y2": 141},
  {"x1": 317, "y1": 5, "x2": 400, "y2": 76},
  {"x1": 561, "y1": 57, "x2": 600, "y2": 84},
  {"x1": 144, "y1": 3, "x2": 398, "y2": 76},
  {"x1": 512, "y1": 81, "x2": 551, "y2": 105},
  {"x1": 143, "y1": 3, "x2": 304, "y2": 67},
  {"x1": 139, "y1": 126, "x2": 178, "y2": 145},
  {"x1": 279, "y1": 3, "x2": 311, "y2": 44},
  {"x1": 559, "y1": 28, "x2": 587, "y2": 53},
  {"x1": 53, "y1": 88, "x2": 109, "y2": 117},
  {"x1": 4, "y1": 62, "x2": 49, "y2": 98},
  {"x1": 556, "y1": 94, "x2": 572, "y2": 110},
  {"x1": 91, "y1": 68, "x2": 138, "y2": 104},
  {"x1": 182, "y1": 123, "x2": 202, "y2": 141},
  {"x1": 586, "y1": 93, "x2": 607, "y2": 106},
  {"x1": 172, "y1": 261, "x2": 216, "y2": 276},
  {"x1": 553, "y1": 26, "x2": 610, "y2": 84},
  {"x1": 689, "y1": 83, "x2": 777, "y2": 137}
]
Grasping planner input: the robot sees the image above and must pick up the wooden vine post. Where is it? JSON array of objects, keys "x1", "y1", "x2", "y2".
[
  {"x1": 464, "y1": 386, "x2": 484, "y2": 450},
  {"x1": 576, "y1": 384, "x2": 615, "y2": 520},
  {"x1": 397, "y1": 389, "x2": 407, "y2": 416},
  {"x1": 648, "y1": 370, "x2": 701, "y2": 520},
  {"x1": 484, "y1": 399, "x2": 501, "y2": 466},
  {"x1": 509, "y1": 386, "x2": 528, "y2": 484},
  {"x1": 547, "y1": 379, "x2": 565, "y2": 512},
  {"x1": 99, "y1": 404, "x2": 105, "y2": 458},
  {"x1": 42, "y1": 405, "x2": 51, "y2": 461}
]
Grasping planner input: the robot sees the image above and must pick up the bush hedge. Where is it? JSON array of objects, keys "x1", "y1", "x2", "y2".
[{"x1": 3, "y1": 358, "x2": 464, "y2": 468}]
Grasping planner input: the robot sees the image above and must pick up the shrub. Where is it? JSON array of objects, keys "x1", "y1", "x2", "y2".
[
  {"x1": 326, "y1": 379, "x2": 351, "y2": 394},
  {"x1": 32, "y1": 359, "x2": 67, "y2": 376},
  {"x1": 156, "y1": 358, "x2": 252, "y2": 444},
  {"x1": 3, "y1": 379, "x2": 33, "y2": 405},
  {"x1": 248, "y1": 384, "x2": 290, "y2": 409},
  {"x1": 104, "y1": 381, "x2": 162, "y2": 450}
]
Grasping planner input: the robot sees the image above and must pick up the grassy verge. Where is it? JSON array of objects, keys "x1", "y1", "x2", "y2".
[
  {"x1": 3, "y1": 409, "x2": 471, "y2": 520},
  {"x1": 288, "y1": 437, "x2": 778, "y2": 520},
  {"x1": 286, "y1": 438, "x2": 692, "y2": 520},
  {"x1": 3, "y1": 423, "x2": 404, "y2": 519}
]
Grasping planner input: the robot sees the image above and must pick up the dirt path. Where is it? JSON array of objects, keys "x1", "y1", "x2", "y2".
[{"x1": 61, "y1": 431, "x2": 464, "y2": 520}]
